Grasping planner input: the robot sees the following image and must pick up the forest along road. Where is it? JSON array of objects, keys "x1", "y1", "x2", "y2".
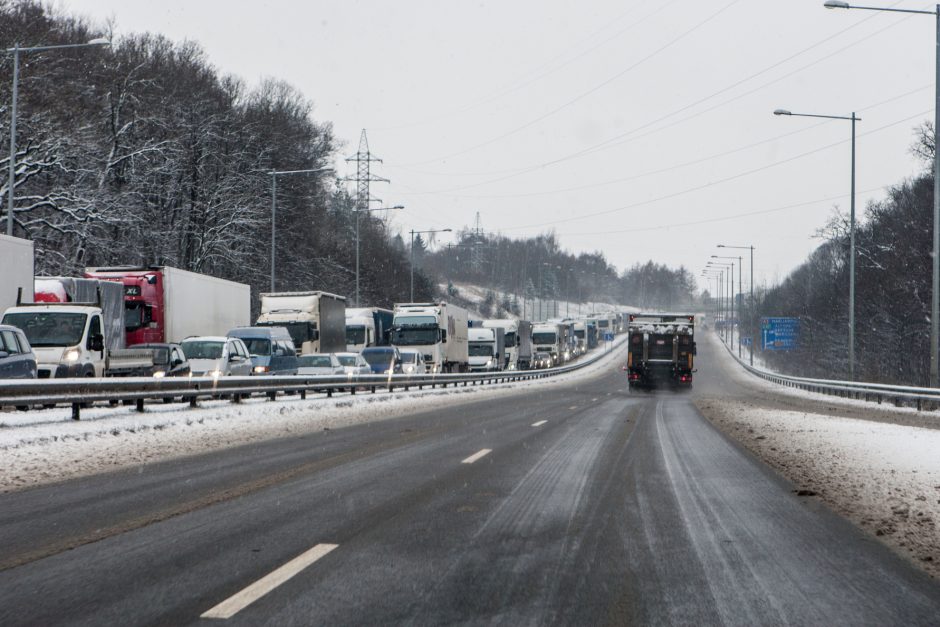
[{"x1": 1, "y1": 338, "x2": 940, "y2": 625}]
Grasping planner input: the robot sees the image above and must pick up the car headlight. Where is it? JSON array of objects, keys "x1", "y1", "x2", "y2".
[
  {"x1": 253, "y1": 365, "x2": 269, "y2": 374},
  {"x1": 152, "y1": 370, "x2": 166, "y2": 378},
  {"x1": 64, "y1": 349, "x2": 80, "y2": 363},
  {"x1": 210, "y1": 369, "x2": 222, "y2": 379},
  {"x1": 486, "y1": 359, "x2": 493, "y2": 367}
]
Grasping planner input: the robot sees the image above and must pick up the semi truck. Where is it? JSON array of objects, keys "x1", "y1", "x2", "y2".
[
  {"x1": 531, "y1": 322, "x2": 565, "y2": 366},
  {"x1": 625, "y1": 313, "x2": 696, "y2": 388},
  {"x1": 2, "y1": 279, "x2": 153, "y2": 377},
  {"x1": 345, "y1": 307, "x2": 394, "y2": 352},
  {"x1": 255, "y1": 291, "x2": 346, "y2": 354},
  {"x1": 84, "y1": 266, "x2": 250, "y2": 345},
  {"x1": 468, "y1": 326, "x2": 505, "y2": 372},
  {"x1": 391, "y1": 302, "x2": 469, "y2": 373},
  {"x1": 482, "y1": 319, "x2": 532, "y2": 370},
  {"x1": 1, "y1": 234, "x2": 33, "y2": 314}
]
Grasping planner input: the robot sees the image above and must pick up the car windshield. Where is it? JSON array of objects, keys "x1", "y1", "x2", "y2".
[
  {"x1": 362, "y1": 351, "x2": 394, "y2": 366},
  {"x1": 181, "y1": 340, "x2": 223, "y2": 360},
  {"x1": 257, "y1": 322, "x2": 310, "y2": 349},
  {"x1": 239, "y1": 338, "x2": 271, "y2": 356},
  {"x1": 392, "y1": 327, "x2": 437, "y2": 346},
  {"x1": 337, "y1": 355, "x2": 359, "y2": 367},
  {"x1": 299, "y1": 355, "x2": 333, "y2": 368},
  {"x1": 532, "y1": 333, "x2": 557, "y2": 345},
  {"x1": 2, "y1": 312, "x2": 86, "y2": 347}
]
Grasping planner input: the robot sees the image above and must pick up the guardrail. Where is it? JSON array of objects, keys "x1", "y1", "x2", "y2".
[
  {"x1": 717, "y1": 335, "x2": 940, "y2": 410},
  {"x1": 0, "y1": 337, "x2": 627, "y2": 420}
]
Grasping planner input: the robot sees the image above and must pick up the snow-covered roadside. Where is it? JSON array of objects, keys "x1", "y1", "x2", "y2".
[
  {"x1": 0, "y1": 336, "x2": 628, "y2": 493},
  {"x1": 699, "y1": 398, "x2": 940, "y2": 577},
  {"x1": 699, "y1": 330, "x2": 940, "y2": 577}
]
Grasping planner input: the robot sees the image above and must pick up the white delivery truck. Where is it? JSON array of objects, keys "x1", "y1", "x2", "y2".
[
  {"x1": 468, "y1": 326, "x2": 505, "y2": 372},
  {"x1": 2, "y1": 279, "x2": 153, "y2": 377},
  {"x1": 84, "y1": 266, "x2": 250, "y2": 345},
  {"x1": 0, "y1": 234, "x2": 34, "y2": 314},
  {"x1": 255, "y1": 291, "x2": 346, "y2": 354},
  {"x1": 345, "y1": 307, "x2": 394, "y2": 352},
  {"x1": 391, "y1": 302, "x2": 469, "y2": 373},
  {"x1": 482, "y1": 319, "x2": 532, "y2": 370},
  {"x1": 532, "y1": 322, "x2": 565, "y2": 366}
]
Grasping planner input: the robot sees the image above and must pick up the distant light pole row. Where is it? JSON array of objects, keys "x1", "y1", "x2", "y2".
[
  {"x1": 719, "y1": 244, "x2": 756, "y2": 365},
  {"x1": 410, "y1": 228, "x2": 451, "y2": 301},
  {"x1": 707, "y1": 260, "x2": 735, "y2": 349},
  {"x1": 712, "y1": 254, "x2": 742, "y2": 358},
  {"x1": 5, "y1": 38, "x2": 111, "y2": 237},
  {"x1": 822, "y1": 0, "x2": 940, "y2": 384}
]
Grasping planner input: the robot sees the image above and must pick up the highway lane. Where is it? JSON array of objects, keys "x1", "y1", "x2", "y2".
[{"x1": 2, "y1": 337, "x2": 940, "y2": 625}]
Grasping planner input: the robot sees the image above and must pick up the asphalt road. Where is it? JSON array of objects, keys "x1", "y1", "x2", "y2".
[{"x1": 2, "y1": 337, "x2": 940, "y2": 625}]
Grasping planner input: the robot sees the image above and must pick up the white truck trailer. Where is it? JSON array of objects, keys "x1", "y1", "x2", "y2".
[
  {"x1": 482, "y1": 319, "x2": 532, "y2": 370},
  {"x1": 532, "y1": 322, "x2": 565, "y2": 366},
  {"x1": 255, "y1": 291, "x2": 347, "y2": 355},
  {"x1": 0, "y1": 234, "x2": 33, "y2": 314},
  {"x1": 468, "y1": 326, "x2": 505, "y2": 372},
  {"x1": 391, "y1": 302, "x2": 469, "y2": 373},
  {"x1": 2, "y1": 279, "x2": 153, "y2": 377},
  {"x1": 345, "y1": 307, "x2": 394, "y2": 352}
]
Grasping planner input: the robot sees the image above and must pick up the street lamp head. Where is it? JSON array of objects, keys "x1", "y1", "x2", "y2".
[
  {"x1": 717, "y1": 244, "x2": 726, "y2": 248},
  {"x1": 86, "y1": 38, "x2": 111, "y2": 46},
  {"x1": 442, "y1": 228, "x2": 453, "y2": 232},
  {"x1": 773, "y1": 109, "x2": 792, "y2": 116},
  {"x1": 823, "y1": 0, "x2": 850, "y2": 8}
]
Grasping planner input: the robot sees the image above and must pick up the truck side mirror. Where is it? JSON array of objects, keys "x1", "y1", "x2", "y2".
[
  {"x1": 89, "y1": 334, "x2": 104, "y2": 352},
  {"x1": 693, "y1": 343, "x2": 697, "y2": 356},
  {"x1": 440, "y1": 329, "x2": 447, "y2": 343}
]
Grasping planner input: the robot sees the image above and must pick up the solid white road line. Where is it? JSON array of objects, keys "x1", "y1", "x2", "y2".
[
  {"x1": 461, "y1": 449, "x2": 492, "y2": 464},
  {"x1": 531, "y1": 420, "x2": 548, "y2": 427},
  {"x1": 201, "y1": 543, "x2": 339, "y2": 619}
]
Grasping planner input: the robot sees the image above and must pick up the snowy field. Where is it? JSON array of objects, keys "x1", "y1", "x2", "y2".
[
  {"x1": 0, "y1": 337, "x2": 628, "y2": 493},
  {"x1": 699, "y1": 332, "x2": 940, "y2": 577}
]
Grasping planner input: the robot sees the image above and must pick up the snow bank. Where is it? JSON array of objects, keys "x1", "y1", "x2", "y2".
[
  {"x1": 0, "y1": 335, "x2": 629, "y2": 492},
  {"x1": 699, "y1": 398, "x2": 940, "y2": 577}
]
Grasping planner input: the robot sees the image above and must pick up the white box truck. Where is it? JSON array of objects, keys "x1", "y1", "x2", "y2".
[
  {"x1": 391, "y1": 302, "x2": 469, "y2": 373},
  {"x1": 256, "y1": 291, "x2": 346, "y2": 354},
  {"x1": 468, "y1": 326, "x2": 505, "y2": 372},
  {"x1": 532, "y1": 322, "x2": 565, "y2": 366},
  {"x1": 84, "y1": 266, "x2": 250, "y2": 345},
  {"x1": 0, "y1": 234, "x2": 33, "y2": 314},
  {"x1": 345, "y1": 307, "x2": 394, "y2": 352},
  {"x1": 482, "y1": 319, "x2": 532, "y2": 370}
]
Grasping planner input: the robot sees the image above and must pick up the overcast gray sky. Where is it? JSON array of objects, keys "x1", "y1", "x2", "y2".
[{"x1": 62, "y1": 0, "x2": 936, "y2": 290}]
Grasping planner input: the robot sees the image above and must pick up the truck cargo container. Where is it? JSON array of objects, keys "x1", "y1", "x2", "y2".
[
  {"x1": 391, "y1": 302, "x2": 468, "y2": 373},
  {"x1": 0, "y1": 234, "x2": 33, "y2": 315},
  {"x1": 256, "y1": 291, "x2": 346, "y2": 354},
  {"x1": 84, "y1": 266, "x2": 250, "y2": 345}
]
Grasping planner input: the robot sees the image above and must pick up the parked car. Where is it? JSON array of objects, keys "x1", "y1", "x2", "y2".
[
  {"x1": 533, "y1": 351, "x2": 552, "y2": 369},
  {"x1": 361, "y1": 346, "x2": 402, "y2": 374},
  {"x1": 180, "y1": 336, "x2": 253, "y2": 377},
  {"x1": 0, "y1": 324, "x2": 37, "y2": 379},
  {"x1": 227, "y1": 326, "x2": 298, "y2": 375},
  {"x1": 335, "y1": 352, "x2": 371, "y2": 376},
  {"x1": 297, "y1": 353, "x2": 344, "y2": 376},
  {"x1": 129, "y1": 343, "x2": 190, "y2": 377},
  {"x1": 399, "y1": 349, "x2": 426, "y2": 374}
]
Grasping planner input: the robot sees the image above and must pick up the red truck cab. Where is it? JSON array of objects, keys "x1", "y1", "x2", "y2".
[{"x1": 84, "y1": 268, "x2": 165, "y2": 345}]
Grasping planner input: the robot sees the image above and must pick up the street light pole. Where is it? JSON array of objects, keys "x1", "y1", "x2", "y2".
[
  {"x1": 410, "y1": 227, "x2": 452, "y2": 301},
  {"x1": 719, "y1": 244, "x2": 756, "y2": 365},
  {"x1": 5, "y1": 38, "x2": 111, "y2": 237},
  {"x1": 824, "y1": 1, "x2": 939, "y2": 384}
]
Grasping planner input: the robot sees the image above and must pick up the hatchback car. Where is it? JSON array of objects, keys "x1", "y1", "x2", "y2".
[
  {"x1": 398, "y1": 349, "x2": 426, "y2": 374},
  {"x1": 361, "y1": 346, "x2": 402, "y2": 374},
  {"x1": 335, "y1": 352, "x2": 371, "y2": 375},
  {"x1": 297, "y1": 353, "x2": 344, "y2": 376},
  {"x1": 180, "y1": 336, "x2": 253, "y2": 377},
  {"x1": 534, "y1": 351, "x2": 552, "y2": 369},
  {"x1": 227, "y1": 326, "x2": 298, "y2": 375},
  {"x1": 130, "y1": 343, "x2": 190, "y2": 378},
  {"x1": 0, "y1": 324, "x2": 37, "y2": 379}
]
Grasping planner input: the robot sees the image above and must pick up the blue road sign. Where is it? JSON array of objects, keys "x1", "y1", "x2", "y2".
[
  {"x1": 761, "y1": 317, "x2": 799, "y2": 351},
  {"x1": 741, "y1": 336, "x2": 752, "y2": 347},
  {"x1": 603, "y1": 332, "x2": 615, "y2": 342}
]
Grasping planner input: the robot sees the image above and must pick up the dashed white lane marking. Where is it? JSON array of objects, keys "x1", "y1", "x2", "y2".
[
  {"x1": 592, "y1": 397, "x2": 599, "y2": 402},
  {"x1": 201, "y1": 543, "x2": 339, "y2": 619},
  {"x1": 461, "y1": 449, "x2": 492, "y2": 464},
  {"x1": 531, "y1": 420, "x2": 548, "y2": 427},
  {"x1": 568, "y1": 406, "x2": 578, "y2": 410}
]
